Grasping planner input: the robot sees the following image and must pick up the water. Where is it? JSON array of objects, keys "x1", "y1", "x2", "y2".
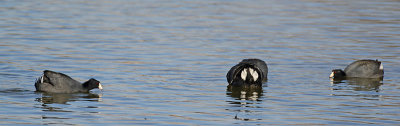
[{"x1": 0, "y1": 0, "x2": 399, "y2": 125}]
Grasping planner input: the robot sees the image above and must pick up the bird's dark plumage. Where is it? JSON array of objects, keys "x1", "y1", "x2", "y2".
[
  {"x1": 35, "y1": 70, "x2": 102, "y2": 93},
  {"x1": 330, "y1": 59, "x2": 384, "y2": 79},
  {"x1": 227, "y1": 59, "x2": 268, "y2": 86}
]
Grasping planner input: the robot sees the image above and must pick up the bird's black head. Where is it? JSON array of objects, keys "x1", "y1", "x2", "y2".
[
  {"x1": 330, "y1": 69, "x2": 346, "y2": 79},
  {"x1": 83, "y1": 78, "x2": 103, "y2": 90},
  {"x1": 231, "y1": 65, "x2": 262, "y2": 86}
]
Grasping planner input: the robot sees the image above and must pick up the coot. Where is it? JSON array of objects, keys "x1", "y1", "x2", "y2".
[
  {"x1": 330, "y1": 59, "x2": 384, "y2": 79},
  {"x1": 35, "y1": 70, "x2": 103, "y2": 93},
  {"x1": 226, "y1": 59, "x2": 268, "y2": 86}
]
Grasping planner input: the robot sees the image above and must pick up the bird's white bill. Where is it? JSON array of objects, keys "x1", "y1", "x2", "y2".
[
  {"x1": 329, "y1": 72, "x2": 334, "y2": 78},
  {"x1": 98, "y1": 83, "x2": 103, "y2": 90},
  {"x1": 379, "y1": 63, "x2": 383, "y2": 70}
]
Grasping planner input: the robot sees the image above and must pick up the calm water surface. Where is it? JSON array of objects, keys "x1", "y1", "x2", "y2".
[{"x1": 0, "y1": 0, "x2": 399, "y2": 125}]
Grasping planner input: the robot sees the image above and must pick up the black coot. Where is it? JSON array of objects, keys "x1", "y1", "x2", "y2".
[
  {"x1": 35, "y1": 70, "x2": 103, "y2": 93},
  {"x1": 226, "y1": 59, "x2": 268, "y2": 86},
  {"x1": 330, "y1": 59, "x2": 384, "y2": 79}
]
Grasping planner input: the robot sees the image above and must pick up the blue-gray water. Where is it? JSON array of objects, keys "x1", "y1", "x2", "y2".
[{"x1": 1, "y1": 0, "x2": 400, "y2": 125}]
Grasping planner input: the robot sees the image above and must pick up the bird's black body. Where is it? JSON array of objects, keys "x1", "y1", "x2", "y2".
[
  {"x1": 35, "y1": 70, "x2": 102, "y2": 93},
  {"x1": 330, "y1": 59, "x2": 384, "y2": 79},
  {"x1": 227, "y1": 59, "x2": 268, "y2": 86}
]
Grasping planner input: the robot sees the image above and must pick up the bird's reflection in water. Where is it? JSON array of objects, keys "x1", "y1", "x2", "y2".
[
  {"x1": 35, "y1": 92, "x2": 102, "y2": 115},
  {"x1": 330, "y1": 77, "x2": 383, "y2": 100},
  {"x1": 226, "y1": 84, "x2": 265, "y2": 121},
  {"x1": 226, "y1": 85, "x2": 263, "y2": 102},
  {"x1": 36, "y1": 92, "x2": 102, "y2": 104},
  {"x1": 330, "y1": 78, "x2": 383, "y2": 91},
  {"x1": 33, "y1": 92, "x2": 102, "y2": 124}
]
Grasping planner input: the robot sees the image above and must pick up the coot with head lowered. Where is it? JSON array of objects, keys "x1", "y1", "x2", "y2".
[
  {"x1": 35, "y1": 70, "x2": 103, "y2": 93},
  {"x1": 330, "y1": 59, "x2": 384, "y2": 79}
]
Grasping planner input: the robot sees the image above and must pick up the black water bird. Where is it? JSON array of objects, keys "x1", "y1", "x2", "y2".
[
  {"x1": 330, "y1": 59, "x2": 384, "y2": 79},
  {"x1": 226, "y1": 59, "x2": 268, "y2": 86},
  {"x1": 35, "y1": 70, "x2": 103, "y2": 93}
]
